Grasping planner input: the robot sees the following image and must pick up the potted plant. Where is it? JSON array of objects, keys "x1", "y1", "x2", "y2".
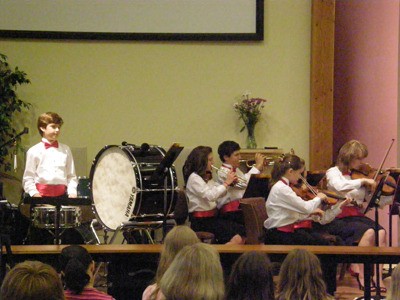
[{"x1": 0, "y1": 53, "x2": 31, "y2": 172}]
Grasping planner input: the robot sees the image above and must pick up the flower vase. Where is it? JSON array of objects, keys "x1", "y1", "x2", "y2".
[{"x1": 246, "y1": 125, "x2": 257, "y2": 149}]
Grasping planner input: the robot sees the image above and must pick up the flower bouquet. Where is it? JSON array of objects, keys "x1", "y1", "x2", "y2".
[{"x1": 234, "y1": 93, "x2": 267, "y2": 149}]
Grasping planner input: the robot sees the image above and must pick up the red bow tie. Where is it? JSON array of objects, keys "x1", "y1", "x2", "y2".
[
  {"x1": 232, "y1": 167, "x2": 237, "y2": 172},
  {"x1": 43, "y1": 141, "x2": 59, "y2": 149}
]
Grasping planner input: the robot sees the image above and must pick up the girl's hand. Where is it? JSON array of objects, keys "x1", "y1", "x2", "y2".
[
  {"x1": 339, "y1": 198, "x2": 352, "y2": 208},
  {"x1": 316, "y1": 192, "x2": 327, "y2": 202},
  {"x1": 362, "y1": 178, "x2": 376, "y2": 191},
  {"x1": 310, "y1": 208, "x2": 325, "y2": 218}
]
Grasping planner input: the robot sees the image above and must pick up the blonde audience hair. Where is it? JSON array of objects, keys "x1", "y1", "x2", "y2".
[
  {"x1": 159, "y1": 243, "x2": 225, "y2": 300},
  {"x1": 336, "y1": 140, "x2": 368, "y2": 171},
  {"x1": 277, "y1": 249, "x2": 334, "y2": 300},
  {"x1": 387, "y1": 263, "x2": 400, "y2": 300},
  {"x1": 150, "y1": 225, "x2": 200, "y2": 299},
  {"x1": 0, "y1": 260, "x2": 65, "y2": 300}
]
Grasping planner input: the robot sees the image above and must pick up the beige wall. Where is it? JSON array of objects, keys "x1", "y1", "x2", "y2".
[{"x1": 1, "y1": 0, "x2": 311, "y2": 198}]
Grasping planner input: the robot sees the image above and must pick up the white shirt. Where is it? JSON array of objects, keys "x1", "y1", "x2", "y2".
[
  {"x1": 264, "y1": 177, "x2": 322, "y2": 229},
  {"x1": 23, "y1": 138, "x2": 78, "y2": 196},
  {"x1": 186, "y1": 172, "x2": 227, "y2": 213},
  {"x1": 326, "y1": 166, "x2": 393, "y2": 208},
  {"x1": 216, "y1": 163, "x2": 260, "y2": 209}
]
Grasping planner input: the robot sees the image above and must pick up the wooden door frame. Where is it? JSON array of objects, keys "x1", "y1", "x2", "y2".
[{"x1": 310, "y1": 0, "x2": 335, "y2": 170}]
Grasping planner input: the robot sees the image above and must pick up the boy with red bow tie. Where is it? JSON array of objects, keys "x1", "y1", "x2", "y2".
[{"x1": 23, "y1": 112, "x2": 77, "y2": 198}]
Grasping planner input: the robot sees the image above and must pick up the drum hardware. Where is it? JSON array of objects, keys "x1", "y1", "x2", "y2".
[{"x1": 24, "y1": 196, "x2": 92, "y2": 245}]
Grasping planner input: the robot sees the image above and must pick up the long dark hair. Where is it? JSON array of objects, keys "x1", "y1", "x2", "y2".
[
  {"x1": 182, "y1": 146, "x2": 212, "y2": 185},
  {"x1": 270, "y1": 153, "x2": 304, "y2": 187},
  {"x1": 59, "y1": 245, "x2": 92, "y2": 295},
  {"x1": 226, "y1": 251, "x2": 275, "y2": 300}
]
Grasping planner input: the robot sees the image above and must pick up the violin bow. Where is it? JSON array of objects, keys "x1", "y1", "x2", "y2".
[{"x1": 373, "y1": 138, "x2": 395, "y2": 181}]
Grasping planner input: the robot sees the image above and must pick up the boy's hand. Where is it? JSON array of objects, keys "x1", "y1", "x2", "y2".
[{"x1": 32, "y1": 193, "x2": 41, "y2": 197}]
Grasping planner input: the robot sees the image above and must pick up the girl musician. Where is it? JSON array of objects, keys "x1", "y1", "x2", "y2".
[
  {"x1": 325, "y1": 140, "x2": 387, "y2": 292},
  {"x1": 264, "y1": 153, "x2": 345, "y2": 295},
  {"x1": 183, "y1": 146, "x2": 246, "y2": 244}
]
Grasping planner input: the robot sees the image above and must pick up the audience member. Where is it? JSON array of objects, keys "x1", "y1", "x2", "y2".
[
  {"x1": 386, "y1": 263, "x2": 400, "y2": 300},
  {"x1": 226, "y1": 251, "x2": 274, "y2": 300},
  {"x1": 277, "y1": 249, "x2": 334, "y2": 300},
  {"x1": 142, "y1": 225, "x2": 200, "y2": 300},
  {"x1": 59, "y1": 245, "x2": 114, "y2": 300},
  {"x1": 0, "y1": 260, "x2": 65, "y2": 300},
  {"x1": 159, "y1": 243, "x2": 224, "y2": 300}
]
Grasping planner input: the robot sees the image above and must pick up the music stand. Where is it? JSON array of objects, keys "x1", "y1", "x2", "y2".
[
  {"x1": 151, "y1": 143, "x2": 183, "y2": 238},
  {"x1": 356, "y1": 175, "x2": 388, "y2": 300}
]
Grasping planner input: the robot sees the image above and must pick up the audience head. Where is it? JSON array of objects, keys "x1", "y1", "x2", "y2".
[
  {"x1": 226, "y1": 251, "x2": 274, "y2": 300},
  {"x1": 156, "y1": 225, "x2": 200, "y2": 283},
  {"x1": 0, "y1": 260, "x2": 64, "y2": 300},
  {"x1": 278, "y1": 249, "x2": 330, "y2": 300},
  {"x1": 37, "y1": 112, "x2": 64, "y2": 136},
  {"x1": 182, "y1": 146, "x2": 213, "y2": 184},
  {"x1": 387, "y1": 263, "x2": 400, "y2": 300},
  {"x1": 159, "y1": 243, "x2": 224, "y2": 300},
  {"x1": 59, "y1": 245, "x2": 93, "y2": 295}
]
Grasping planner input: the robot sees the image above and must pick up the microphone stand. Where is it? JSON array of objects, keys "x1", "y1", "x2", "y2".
[{"x1": 0, "y1": 128, "x2": 29, "y2": 150}]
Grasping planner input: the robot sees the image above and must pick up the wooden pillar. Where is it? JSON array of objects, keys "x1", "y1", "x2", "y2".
[{"x1": 310, "y1": 0, "x2": 335, "y2": 170}]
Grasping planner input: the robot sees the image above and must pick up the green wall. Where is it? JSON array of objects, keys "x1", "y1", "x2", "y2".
[{"x1": 1, "y1": 0, "x2": 311, "y2": 183}]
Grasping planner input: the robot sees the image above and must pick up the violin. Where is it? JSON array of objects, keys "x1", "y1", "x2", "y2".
[
  {"x1": 351, "y1": 163, "x2": 397, "y2": 196},
  {"x1": 292, "y1": 175, "x2": 340, "y2": 205}
]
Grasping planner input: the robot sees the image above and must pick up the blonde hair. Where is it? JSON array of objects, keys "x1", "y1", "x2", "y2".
[
  {"x1": 387, "y1": 263, "x2": 400, "y2": 300},
  {"x1": 159, "y1": 243, "x2": 225, "y2": 300},
  {"x1": 336, "y1": 140, "x2": 368, "y2": 171},
  {"x1": 277, "y1": 249, "x2": 333, "y2": 300},
  {"x1": 0, "y1": 260, "x2": 65, "y2": 300},
  {"x1": 150, "y1": 225, "x2": 200, "y2": 299}
]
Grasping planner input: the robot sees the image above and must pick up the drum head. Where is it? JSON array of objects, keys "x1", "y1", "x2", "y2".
[{"x1": 91, "y1": 146, "x2": 138, "y2": 230}]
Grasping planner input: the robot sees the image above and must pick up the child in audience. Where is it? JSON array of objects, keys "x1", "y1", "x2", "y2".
[
  {"x1": 183, "y1": 146, "x2": 245, "y2": 244},
  {"x1": 142, "y1": 225, "x2": 200, "y2": 300},
  {"x1": 159, "y1": 243, "x2": 224, "y2": 300},
  {"x1": 386, "y1": 263, "x2": 400, "y2": 300},
  {"x1": 326, "y1": 140, "x2": 387, "y2": 291},
  {"x1": 226, "y1": 251, "x2": 275, "y2": 300},
  {"x1": 59, "y1": 245, "x2": 115, "y2": 300},
  {"x1": 277, "y1": 249, "x2": 334, "y2": 300},
  {"x1": 0, "y1": 260, "x2": 65, "y2": 300}
]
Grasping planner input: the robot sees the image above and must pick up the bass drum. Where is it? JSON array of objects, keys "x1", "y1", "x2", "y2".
[{"x1": 90, "y1": 145, "x2": 178, "y2": 231}]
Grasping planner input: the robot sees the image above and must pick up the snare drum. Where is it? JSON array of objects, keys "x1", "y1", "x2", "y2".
[
  {"x1": 90, "y1": 145, "x2": 178, "y2": 230},
  {"x1": 32, "y1": 206, "x2": 81, "y2": 229}
]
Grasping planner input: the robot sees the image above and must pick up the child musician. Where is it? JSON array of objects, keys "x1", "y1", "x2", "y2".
[
  {"x1": 183, "y1": 146, "x2": 245, "y2": 244},
  {"x1": 23, "y1": 112, "x2": 77, "y2": 198},
  {"x1": 22, "y1": 112, "x2": 79, "y2": 245},
  {"x1": 216, "y1": 140, "x2": 265, "y2": 220},
  {"x1": 325, "y1": 140, "x2": 387, "y2": 292}
]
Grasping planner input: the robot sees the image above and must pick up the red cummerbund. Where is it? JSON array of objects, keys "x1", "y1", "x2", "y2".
[
  {"x1": 219, "y1": 200, "x2": 241, "y2": 214},
  {"x1": 191, "y1": 209, "x2": 218, "y2": 218},
  {"x1": 35, "y1": 183, "x2": 66, "y2": 197},
  {"x1": 336, "y1": 206, "x2": 364, "y2": 219},
  {"x1": 294, "y1": 220, "x2": 313, "y2": 229},
  {"x1": 277, "y1": 224, "x2": 295, "y2": 233}
]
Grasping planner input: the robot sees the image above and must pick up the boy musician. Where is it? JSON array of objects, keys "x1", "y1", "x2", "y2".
[
  {"x1": 23, "y1": 112, "x2": 77, "y2": 198},
  {"x1": 216, "y1": 141, "x2": 265, "y2": 221},
  {"x1": 23, "y1": 112, "x2": 80, "y2": 244}
]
